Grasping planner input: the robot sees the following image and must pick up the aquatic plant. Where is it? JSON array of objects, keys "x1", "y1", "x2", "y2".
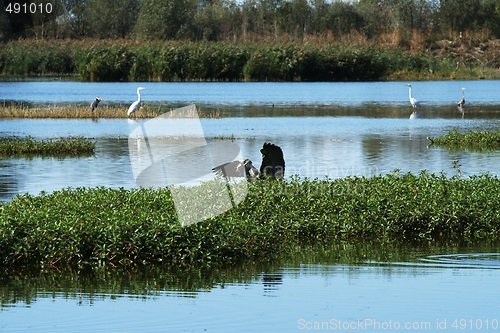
[
  {"x1": 1, "y1": 172, "x2": 500, "y2": 269},
  {"x1": 0, "y1": 136, "x2": 95, "y2": 155},
  {"x1": 428, "y1": 129, "x2": 500, "y2": 150}
]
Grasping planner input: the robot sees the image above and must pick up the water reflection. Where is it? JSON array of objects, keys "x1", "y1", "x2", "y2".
[{"x1": 1, "y1": 242, "x2": 499, "y2": 332}]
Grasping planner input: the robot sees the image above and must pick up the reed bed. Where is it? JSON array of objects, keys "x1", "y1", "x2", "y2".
[
  {"x1": 0, "y1": 136, "x2": 95, "y2": 155},
  {"x1": 0, "y1": 104, "x2": 221, "y2": 119},
  {"x1": 428, "y1": 129, "x2": 500, "y2": 150},
  {"x1": 1, "y1": 172, "x2": 499, "y2": 268},
  {"x1": 2, "y1": 39, "x2": 496, "y2": 81}
]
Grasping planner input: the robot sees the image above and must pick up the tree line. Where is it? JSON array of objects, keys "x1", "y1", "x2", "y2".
[{"x1": 1, "y1": 0, "x2": 500, "y2": 43}]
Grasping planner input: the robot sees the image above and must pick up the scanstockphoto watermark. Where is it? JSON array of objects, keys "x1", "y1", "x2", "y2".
[
  {"x1": 286, "y1": 163, "x2": 379, "y2": 181},
  {"x1": 298, "y1": 318, "x2": 433, "y2": 330},
  {"x1": 298, "y1": 318, "x2": 500, "y2": 331}
]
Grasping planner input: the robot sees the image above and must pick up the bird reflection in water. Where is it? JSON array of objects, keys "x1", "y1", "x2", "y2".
[{"x1": 262, "y1": 273, "x2": 283, "y2": 296}]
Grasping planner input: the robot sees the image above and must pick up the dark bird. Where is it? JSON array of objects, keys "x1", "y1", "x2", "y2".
[
  {"x1": 90, "y1": 97, "x2": 101, "y2": 111},
  {"x1": 457, "y1": 88, "x2": 466, "y2": 107},
  {"x1": 213, "y1": 142, "x2": 285, "y2": 181},
  {"x1": 259, "y1": 142, "x2": 285, "y2": 179}
]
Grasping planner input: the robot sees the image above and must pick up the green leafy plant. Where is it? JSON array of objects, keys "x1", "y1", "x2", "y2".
[{"x1": 1, "y1": 172, "x2": 500, "y2": 269}]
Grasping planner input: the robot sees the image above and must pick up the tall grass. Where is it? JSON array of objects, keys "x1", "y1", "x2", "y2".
[
  {"x1": 1, "y1": 39, "x2": 492, "y2": 82},
  {"x1": 0, "y1": 104, "x2": 221, "y2": 119},
  {"x1": 0, "y1": 40, "x2": 74, "y2": 76},
  {"x1": 1, "y1": 172, "x2": 500, "y2": 269}
]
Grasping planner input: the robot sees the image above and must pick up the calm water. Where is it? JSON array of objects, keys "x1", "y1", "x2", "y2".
[
  {"x1": 1, "y1": 81, "x2": 500, "y2": 332},
  {"x1": 2, "y1": 80, "x2": 500, "y2": 107},
  {"x1": 1, "y1": 244, "x2": 500, "y2": 332},
  {"x1": 2, "y1": 108, "x2": 500, "y2": 200}
]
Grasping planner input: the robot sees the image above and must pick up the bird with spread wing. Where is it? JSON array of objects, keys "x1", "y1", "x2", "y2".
[{"x1": 213, "y1": 142, "x2": 285, "y2": 181}]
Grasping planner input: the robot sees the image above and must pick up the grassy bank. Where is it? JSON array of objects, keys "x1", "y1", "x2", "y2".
[
  {"x1": 0, "y1": 136, "x2": 95, "y2": 155},
  {"x1": 0, "y1": 104, "x2": 221, "y2": 119},
  {"x1": 428, "y1": 129, "x2": 500, "y2": 150},
  {"x1": 1, "y1": 172, "x2": 499, "y2": 269},
  {"x1": 1, "y1": 39, "x2": 499, "y2": 82}
]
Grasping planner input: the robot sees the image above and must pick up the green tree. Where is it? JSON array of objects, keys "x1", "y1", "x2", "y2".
[
  {"x1": 356, "y1": 0, "x2": 393, "y2": 38},
  {"x1": 0, "y1": 7, "x2": 11, "y2": 41},
  {"x1": 326, "y1": 2, "x2": 364, "y2": 36},
  {"x1": 490, "y1": 0, "x2": 500, "y2": 37},
  {"x1": 309, "y1": 0, "x2": 331, "y2": 34},
  {"x1": 276, "y1": 0, "x2": 311, "y2": 39},
  {"x1": 86, "y1": 0, "x2": 140, "y2": 39},
  {"x1": 135, "y1": 0, "x2": 196, "y2": 40},
  {"x1": 193, "y1": 0, "x2": 233, "y2": 40},
  {"x1": 438, "y1": 0, "x2": 481, "y2": 33},
  {"x1": 53, "y1": 0, "x2": 89, "y2": 38}
]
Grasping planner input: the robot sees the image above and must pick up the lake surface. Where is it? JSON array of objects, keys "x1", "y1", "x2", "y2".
[
  {"x1": 1, "y1": 243, "x2": 500, "y2": 332},
  {"x1": 1, "y1": 81, "x2": 500, "y2": 332},
  {"x1": 2, "y1": 80, "x2": 500, "y2": 107}
]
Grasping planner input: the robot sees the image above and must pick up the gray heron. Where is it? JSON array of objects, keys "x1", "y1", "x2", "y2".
[
  {"x1": 213, "y1": 142, "x2": 285, "y2": 181},
  {"x1": 457, "y1": 88, "x2": 466, "y2": 107},
  {"x1": 90, "y1": 97, "x2": 101, "y2": 111},
  {"x1": 213, "y1": 159, "x2": 260, "y2": 182},
  {"x1": 406, "y1": 84, "x2": 422, "y2": 108},
  {"x1": 127, "y1": 87, "x2": 145, "y2": 116}
]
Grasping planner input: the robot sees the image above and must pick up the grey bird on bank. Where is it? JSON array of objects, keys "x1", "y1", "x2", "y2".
[{"x1": 90, "y1": 97, "x2": 101, "y2": 111}]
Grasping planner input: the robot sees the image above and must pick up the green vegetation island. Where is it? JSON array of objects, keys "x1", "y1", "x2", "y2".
[
  {"x1": 1, "y1": 172, "x2": 500, "y2": 269},
  {"x1": 2, "y1": 0, "x2": 500, "y2": 270},
  {"x1": 0, "y1": 136, "x2": 95, "y2": 155},
  {"x1": 428, "y1": 130, "x2": 500, "y2": 150}
]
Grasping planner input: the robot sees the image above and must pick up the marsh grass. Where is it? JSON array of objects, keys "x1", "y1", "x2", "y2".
[
  {"x1": 1, "y1": 172, "x2": 500, "y2": 269},
  {"x1": 428, "y1": 129, "x2": 500, "y2": 150},
  {"x1": 0, "y1": 104, "x2": 221, "y2": 119},
  {"x1": 2, "y1": 39, "x2": 499, "y2": 82},
  {"x1": 212, "y1": 134, "x2": 243, "y2": 140},
  {"x1": 0, "y1": 136, "x2": 96, "y2": 155}
]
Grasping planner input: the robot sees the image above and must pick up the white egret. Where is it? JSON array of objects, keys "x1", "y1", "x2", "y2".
[
  {"x1": 213, "y1": 142, "x2": 285, "y2": 181},
  {"x1": 127, "y1": 87, "x2": 146, "y2": 116},
  {"x1": 90, "y1": 97, "x2": 101, "y2": 111},
  {"x1": 406, "y1": 84, "x2": 422, "y2": 108},
  {"x1": 457, "y1": 88, "x2": 466, "y2": 107}
]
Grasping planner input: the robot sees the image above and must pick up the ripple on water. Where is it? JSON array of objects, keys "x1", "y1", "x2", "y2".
[
  {"x1": 372, "y1": 253, "x2": 500, "y2": 269},
  {"x1": 419, "y1": 253, "x2": 500, "y2": 269}
]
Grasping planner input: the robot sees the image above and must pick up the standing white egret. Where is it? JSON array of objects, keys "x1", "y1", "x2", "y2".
[
  {"x1": 127, "y1": 87, "x2": 146, "y2": 116},
  {"x1": 90, "y1": 97, "x2": 101, "y2": 111},
  {"x1": 406, "y1": 84, "x2": 422, "y2": 108},
  {"x1": 457, "y1": 88, "x2": 466, "y2": 107}
]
